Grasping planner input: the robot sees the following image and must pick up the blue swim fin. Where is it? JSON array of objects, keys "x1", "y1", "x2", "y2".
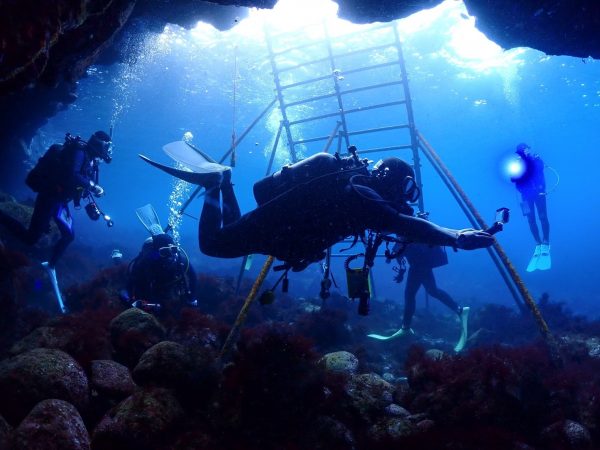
[
  {"x1": 42, "y1": 262, "x2": 67, "y2": 314},
  {"x1": 367, "y1": 327, "x2": 414, "y2": 340},
  {"x1": 139, "y1": 154, "x2": 229, "y2": 187},
  {"x1": 163, "y1": 140, "x2": 219, "y2": 169}
]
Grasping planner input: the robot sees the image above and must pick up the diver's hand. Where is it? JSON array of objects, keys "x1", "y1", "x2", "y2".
[
  {"x1": 90, "y1": 184, "x2": 105, "y2": 197},
  {"x1": 455, "y1": 229, "x2": 494, "y2": 250}
]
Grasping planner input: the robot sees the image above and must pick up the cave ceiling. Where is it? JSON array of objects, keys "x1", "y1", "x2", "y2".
[{"x1": 0, "y1": 0, "x2": 598, "y2": 188}]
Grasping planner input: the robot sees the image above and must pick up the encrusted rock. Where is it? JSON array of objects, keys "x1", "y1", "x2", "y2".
[
  {"x1": 132, "y1": 341, "x2": 194, "y2": 388},
  {"x1": 368, "y1": 417, "x2": 415, "y2": 442},
  {"x1": 313, "y1": 415, "x2": 355, "y2": 449},
  {"x1": 0, "y1": 348, "x2": 89, "y2": 425},
  {"x1": 92, "y1": 388, "x2": 184, "y2": 450},
  {"x1": 109, "y1": 308, "x2": 166, "y2": 367},
  {"x1": 541, "y1": 419, "x2": 592, "y2": 449},
  {"x1": 424, "y1": 348, "x2": 445, "y2": 360},
  {"x1": 90, "y1": 360, "x2": 136, "y2": 400},
  {"x1": 384, "y1": 403, "x2": 410, "y2": 417},
  {"x1": 132, "y1": 341, "x2": 219, "y2": 406},
  {"x1": 345, "y1": 373, "x2": 394, "y2": 418},
  {"x1": 9, "y1": 326, "x2": 75, "y2": 356},
  {"x1": 319, "y1": 351, "x2": 359, "y2": 376},
  {"x1": 584, "y1": 337, "x2": 600, "y2": 358},
  {"x1": 10, "y1": 399, "x2": 90, "y2": 450}
]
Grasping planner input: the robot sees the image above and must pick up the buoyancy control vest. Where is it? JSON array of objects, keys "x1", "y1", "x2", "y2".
[{"x1": 252, "y1": 151, "x2": 369, "y2": 206}]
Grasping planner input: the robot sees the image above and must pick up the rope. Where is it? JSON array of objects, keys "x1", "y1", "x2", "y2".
[
  {"x1": 219, "y1": 255, "x2": 275, "y2": 360},
  {"x1": 230, "y1": 45, "x2": 238, "y2": 168}
]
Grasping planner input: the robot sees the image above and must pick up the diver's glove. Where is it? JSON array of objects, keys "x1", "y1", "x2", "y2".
[
  {"x1": 454, "y1": 229, "x2": 494, "y2": 250},
  {"x1": 90, "y1": 182, "x2": 104, "y2": 197}
]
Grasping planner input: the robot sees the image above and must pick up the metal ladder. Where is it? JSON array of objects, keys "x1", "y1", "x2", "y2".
[{"x1": 233, "y1": 21, "x2": 425, "y2": 298}]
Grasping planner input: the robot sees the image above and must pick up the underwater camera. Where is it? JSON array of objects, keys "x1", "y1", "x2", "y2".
[
  {"x1": 485, "y1": 207, "x2": 510, "y2": 235},
  {"x1": 85, "y1": 197, "x2": 114, "y2": 227}
]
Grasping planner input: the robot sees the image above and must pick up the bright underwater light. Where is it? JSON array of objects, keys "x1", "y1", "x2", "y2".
[{"x1": 503, "y1": 156, "x2": 525, "y2": 179}]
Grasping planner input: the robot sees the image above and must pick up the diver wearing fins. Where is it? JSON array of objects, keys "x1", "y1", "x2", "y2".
[
  {"x1": 141, "y1": 142, "x2": 494, "y2": 302},
  {"x1": 0, "y1": 131, "x2": 112, "y2": 313},
  {"x1": 510, "y1": 143, "x2": 552, "y2": 271},
  {"x1": 368, "y1": 212, "x2": 470, "y2": 353}
]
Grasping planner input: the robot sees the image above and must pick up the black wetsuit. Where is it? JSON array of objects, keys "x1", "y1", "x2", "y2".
[
  {"x1": 0, "y1": 143, "x2": 97, "y2": 266},
  {"x1": 512, "y1": 153, "x2": 549, "y2": 244},
  {"x1": 199, "y1": 170, "x2": 410, "y2": 269},
  {"x1": 128, "y1": 238, "x2": 197, "y2": 307},
  {"x1": 400, "y1": 243, "x2": 459, "y2": 329}
]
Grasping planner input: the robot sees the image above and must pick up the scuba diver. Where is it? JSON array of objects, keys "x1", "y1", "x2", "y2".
[
  {"x1": 0, "y1": 131, "x2": 112, "y2": 312},
  {"x1": 510, "y1": 143, "x2": 551, "y2": 271},
  {"x1": 368, "y1": 212, "x2": 470, "y2": 353},
  {"x1": 140, "y1": 141, "x2": 494, "y2": 314},
  {"x1": 122, "y1": 226, "x2": 198, "y2": 314}
]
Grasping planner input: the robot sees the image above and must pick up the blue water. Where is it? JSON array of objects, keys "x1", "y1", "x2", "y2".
[{"x1": 32, "y1": 0, "x2": 600, "y2": 317}]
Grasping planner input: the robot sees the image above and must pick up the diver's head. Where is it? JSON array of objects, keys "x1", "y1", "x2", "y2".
[
  {"x1": 372, "y1": 157, "x2": 420, "y2": 204},
  {"x1": 151, "y1": 233, "x2": 179, "y2": 263},
  {"x1": 515, "y1": 142, "x2": 530, "y2": 158},
  {"x1": 87, "y1": 130, "x2": 113, "y2": 163}
]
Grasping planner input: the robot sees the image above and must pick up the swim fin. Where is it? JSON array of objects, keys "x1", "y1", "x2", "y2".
[
  {"x1": 454, "y1": 306, "x2": 470, "y2": 353},
  {"x1": 526, "y1": 245, "x2": 542, "y2": 272},
  {"x1": 135, "y1": 203, "x2": 163, "y2": 236},
  {"x1": 139, "y1": 154, "x2": 229, "y2": 188},
  {"x1": 536, "y1": 244, "x2": 551, "y2": 271},
  {"x1": 367, "y1": 327, "x2": 414, "y2": 340},
  {"x1": 41, "y1": 262, "x2": 67, "y2": 314},
  {"x1": 163, "y1": 140, "x2": 219, "y2": 166}
]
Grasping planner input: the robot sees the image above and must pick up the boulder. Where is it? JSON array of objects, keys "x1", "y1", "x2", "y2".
[
  {"x1": 368, "y1": 417, "x2": 415, "y2": 442},
  {"x1": 0, "y1": 348, "x2": 89, "y2": 425},
  {"x1": 90, "y1": 360, "x2": 136, "y2": 400},
  {"x1": 345, "y1": 373, "x2": 395, "y2": 419},
  {"x1": 10, "y1": 399, "x2": 90, "y2": 450},
  {"x1": 9, "y1": 326, "x2": 75, "y2": 355},
  {"x1": 319, "y1": 351, "x2": 359, "y2": 376},
  {"x1": 109, "y1": 308, "x2": 165, "y2": 367},
  {"x1": 132, "y1": 341, "x2": 219, "y2": 406},
  {"x1": 132, "y1": 341, "x2": 193, "y2": 389},
  {"x1": 92, "y1": 388, "x2": 184, "y2": 450},
  {"x1": 541, "y1": 420, "x2": 592, "y2": 449}
]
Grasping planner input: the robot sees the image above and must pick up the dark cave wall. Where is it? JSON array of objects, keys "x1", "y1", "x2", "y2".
[{"x1": 0, "y1": 0, "x2": 598, "y2": 191}]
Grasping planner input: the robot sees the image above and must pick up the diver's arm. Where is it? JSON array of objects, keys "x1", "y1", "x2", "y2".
[
  {"x1": 66, "y1": 148, "x2": 94, "y2": 191},
  {"x1": 389, "y1": 214, "x2": 494, "y2": 250}
]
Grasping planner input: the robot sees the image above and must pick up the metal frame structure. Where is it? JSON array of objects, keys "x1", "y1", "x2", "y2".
[
  {"x1": 171, "y1": 19, "x2": 538, "y2": 315},
  {"x1": 233, "y1": 21, "x2": 427, "y2": 295}
]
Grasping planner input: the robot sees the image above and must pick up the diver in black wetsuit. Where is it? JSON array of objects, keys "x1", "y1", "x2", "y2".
[
  {"x1": 141, "y1": 144, "x2": 493, "y2": 316},
  {"x1": 0, "y1": 131, "x2": 112, "y2": 268},
  {"x1": 124, "y1": 232, "x2": 198, "y2": 314},
  {"x1": 511, "y1": 143, "x2": 549, "y2": 246},
  {"x1": 195, "y1": 153, "x2": 494, "y2": 270}
]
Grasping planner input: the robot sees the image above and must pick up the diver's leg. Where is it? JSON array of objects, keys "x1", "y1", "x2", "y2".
[
  {"x1": 536, "y1": 195, "x2": 550, "y2": 244},
  {"x1": 525, "y1": 199, "x2": 541, "y2": 244},
  {"x1": 220, "y1": 179, "x2": 241, "y2": 225},
  {"x1": 199, "y1": 186, "x2": 223, "y2": 253},
  {"x1": 403, "y1": 267, "x2": 421, "y2": 329},
  {"x1": 49, "y1": 204, "x2": 74, "y2": 267},
  {"x1": 422, "y1": 269, "x2": 461, "y2": 314}
]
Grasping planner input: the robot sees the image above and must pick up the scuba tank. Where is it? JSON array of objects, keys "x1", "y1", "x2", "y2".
[{"x1": 253, "y1": 151, "x2": 368, "y2": 206}]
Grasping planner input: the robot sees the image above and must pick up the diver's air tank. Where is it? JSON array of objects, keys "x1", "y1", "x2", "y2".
[{"x1": 253, "y1": 152, "x2": 342, "y2": 206}]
